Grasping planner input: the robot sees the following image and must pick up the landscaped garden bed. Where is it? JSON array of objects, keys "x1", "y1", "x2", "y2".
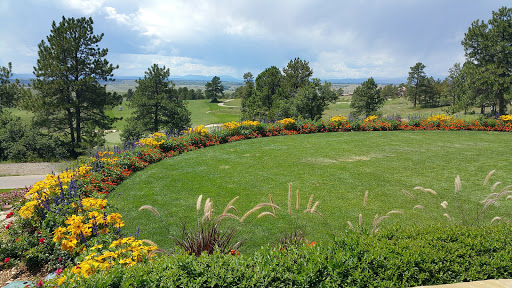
[{"x1": 1, "y1": 114, "x2": 512, "y2": 287}]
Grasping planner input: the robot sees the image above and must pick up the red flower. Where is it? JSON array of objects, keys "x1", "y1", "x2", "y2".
[
  {"x1": 39, "y1": 238, "x2": 45, "y2": 245},
  {"x1": 56, "y1": 268, "x2": 64, "y2": 275},
  {"x1": 4, "y1": 258, "x2": 9, "y2": 263},
  {"x1": 5, "y1": 211, "x2": 13, "y2": 219},
  {"x1": 5, "y1": 224, "x2": 9, "y2": 230}
]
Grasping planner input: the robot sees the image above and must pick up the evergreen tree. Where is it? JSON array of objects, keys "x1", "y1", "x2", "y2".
[
  {"x1": 31, "y1": 16, "x2": 119, "y2": 156},
  {"x1": 122, "y1": 64, "x2": 191, "y2": 142},
  {"x1": 350, "y1": 77, "x2": 385, "y2": 117}
]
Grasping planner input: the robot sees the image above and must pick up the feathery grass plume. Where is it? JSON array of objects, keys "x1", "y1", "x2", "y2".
[
  {"x1": 288, "y1": 183, "x2": 292, "y2": 216},
  {"x1": 413, "y1": 205, "x2": 425, "y2": 210},
  {"x1": 507, "y1": 195, "x2": 512, "y2": 200},
  {"x1": 150, "y1": 248, "x2": 169, "y2": 256},
  {"x1": 414, "y1": 186, "x2": 426, "y2": 192},
  {"x1": 402, "y1": 189, "x2": 414, "y2": 199},
  {"x1": 215, "y1": 213, "x2": 240, "y2": 222},
  {"x1": 138, "y1": 205, "x2": 161, "y2": 217},
  {"x1": 269, "y1": 194, "x2": 277, "y2": 214},
  {"x1": 311, "y1": 201, "x2": 320, "y2": 211},
  {"x1": 491, "y1": 182, "x2": 502, "y2": 192},
  {"x1": 491, "y1": 216, "x2": 502, "y2": 224},
  {"x1": 359, "y1": 214, "x2": 362, "y2": 226},
  {"x1": 441, "y1": 201, "x2": 448, "y2": 209},
  {"x1": 483, "y1": 170, "x2": 496, "y2": 186},
  {"x1": 142, "y1": 239, "x2": 158, "y2": 247},
  {"x1": 204, "y1": 198, "x2": 211, "y2": 216},
  {"x1": 347, "y1": 221, "x2": 354, "y2": 230},
  {"x1": 443, "y1": 213, "x2": 451, "y2": 220},
  {"x1": 455, "y1": 175, "x2": 461, "y2": 192},
  {"x1": 480, "y1": 193, "x2": 498, "y2": 203},
  {"x1": 307, "y1": 194, "x2": 314, "y2": 210},
  {"x1": 425, "y1": 188, "x2": 437, "y2": 196},
  {"x1": 496, "y1": 185, "x2": 512, "y2": 199},
  {"x1": 363, "y1": 190, "x2": 368, "y2": 207},
  {"x1": 296, "y1": 189, "x2": 300, "y2": 210},
  {"x1": 304, "y1": 208, "x2": 323, "y2": 217},
  {"x1": 222, "y1": 196, "x2": 239, "y2": 215},
  {"x1": 386, "y1": 210, "x2": 404, "y2": 215},
  {"x1": 196, "y1": 195, "x2": 203, "y2": 212},
  {"x1": 481, "y1": 199, "x2": 497, "y2": 215},
  {"x1": 240, "y1": 203, "x2": 280, "y2": 222},
  {"x1": 258, "y1": 212, "x2": 277, "y2": 219},
  {"x1": 373, "y1": 215, "x2": 390, "y2": 228}
]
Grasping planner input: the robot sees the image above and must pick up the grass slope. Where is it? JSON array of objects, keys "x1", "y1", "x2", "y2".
[{"x1": 109, "y1": 131, "x2": 512, "y2": 253}]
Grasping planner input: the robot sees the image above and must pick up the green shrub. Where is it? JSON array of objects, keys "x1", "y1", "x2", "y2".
[{"x1": 64, "y1": 224, "x2": 512, "y2": 288}]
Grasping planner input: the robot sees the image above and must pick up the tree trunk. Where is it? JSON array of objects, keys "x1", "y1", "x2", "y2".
[{"x1": 153, "y1": 104, "x2": 159, "y2": 132}]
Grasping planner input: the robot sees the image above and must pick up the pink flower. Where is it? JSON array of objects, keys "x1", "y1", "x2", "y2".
[{"x1": 56, "y1": 268, "x2": 64, "y2": 275}]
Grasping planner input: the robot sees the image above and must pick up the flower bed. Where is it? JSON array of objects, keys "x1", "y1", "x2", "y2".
[{"x1": 2, "y1": 114, "x2": 512, "y2": 286}]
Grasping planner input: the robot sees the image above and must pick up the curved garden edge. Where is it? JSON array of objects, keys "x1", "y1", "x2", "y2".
[{"x1": 3, "y1": 115, "x2": 512, "y2": 286}]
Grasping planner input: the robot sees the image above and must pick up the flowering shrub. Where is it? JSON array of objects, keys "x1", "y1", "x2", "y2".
[
  {"x1": 186, "y1": 125, "x2": 209, "y2": 136},
  {"x1": 222, "y1": 121, "x2": 240, "y2": 130},
  {"x1": 135, "y1": 132, "x2": 166, "y2": 147},
  {"x1": 278, "y1": 118, "x2": 296, "y2": 130},
  {"x1": 330, "y1": 115, "x2": 347, "y2": 122},
  {"x1": 498, "y1": 114, "x2": 512, "y2": 122}
]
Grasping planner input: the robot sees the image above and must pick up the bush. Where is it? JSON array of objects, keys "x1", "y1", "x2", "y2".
[
  {"x1": 0, "y1": 111, "x2": 67, "y2": 161},
  {"x1": 61, "y1": 224, "x2": 512, "y2": 287}
]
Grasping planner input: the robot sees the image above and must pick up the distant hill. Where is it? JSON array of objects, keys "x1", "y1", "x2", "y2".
[{"x1": 13, "y1": 73, "x2": 409, "y2": 85}]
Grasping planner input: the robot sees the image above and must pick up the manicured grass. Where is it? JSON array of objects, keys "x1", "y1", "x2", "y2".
[
  {"x1": 187, "y1": 99, "x2": 241, "y2": 126},
  {"x1": 109, "y1": 131, "x2": 512, "y2": 253},
  {"x1": 323, "y1": 98, "x2": 481, "y2": 120},
  {"x1": 0, "y1": 189, "x2": 12, "y2": 193}
]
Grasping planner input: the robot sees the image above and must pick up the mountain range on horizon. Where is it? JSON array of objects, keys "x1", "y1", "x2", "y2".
[{"x1": 11, "y1": 73, "x2": 411, "y2": 85}]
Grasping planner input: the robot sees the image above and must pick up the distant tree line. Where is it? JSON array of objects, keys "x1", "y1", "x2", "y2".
[{"x1": 1, "y1": 6, "x2": 512, "y2": 161}]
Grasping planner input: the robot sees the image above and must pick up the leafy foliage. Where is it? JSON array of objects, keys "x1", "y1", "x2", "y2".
[
  {"x1": 68, "y1": 224, "x2": 512, "y2": 288},
  {"x1": 29, "y1": 16, "x2": 120, "y2": 156},
  {"x1": 122, "y1": 64, "x2": 191, "y2": 142},
  {"x1": 462, "y1": 6, "x2": 512, "y2": 115},
  {"x1": 205, "y1": 76, "x2": 224, "y2": 103},
  {"x1": 350, "y1": 77, "x2": 385, "y2": 117}
]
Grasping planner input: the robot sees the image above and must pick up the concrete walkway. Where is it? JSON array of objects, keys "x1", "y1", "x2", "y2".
[
  {"x1": 417, "y1": 279, "x2": 512, "y2": 287},
  {"x1": 0, "y1": 175, "x2": 46, "y2": 189}
]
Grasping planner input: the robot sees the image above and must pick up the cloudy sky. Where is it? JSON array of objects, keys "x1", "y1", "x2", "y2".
[{"x1": 0, "y1": 0, "x2": 507, "y2": 80}]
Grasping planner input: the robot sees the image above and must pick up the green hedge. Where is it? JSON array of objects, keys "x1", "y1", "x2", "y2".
[{"x1": 56, "y1": 224, "x2": 512, "y2": 287}]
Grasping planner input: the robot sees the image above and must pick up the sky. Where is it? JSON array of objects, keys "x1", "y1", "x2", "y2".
[{"x1": 0, "y1": 0, "x2": 508, "y2": 80}]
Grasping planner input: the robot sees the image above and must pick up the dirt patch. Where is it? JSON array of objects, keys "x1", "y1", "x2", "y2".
[
  {"x1": 0, "y1": 163, "x2": 63, "y2": 177},
  {"x1": 0, "y1": 264, "x2": 48, "y2": 287},
  {"x1": 338, "y1": 156, "x2": 371, "y2": 162}
]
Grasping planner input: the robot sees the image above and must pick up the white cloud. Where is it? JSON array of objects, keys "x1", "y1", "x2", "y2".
[
  {"x1": 110, "y1": 53, "x2": 237, "y2": 76},
  {"x1": 60, "y1": 0, "x2": 106, "y2": 14}
]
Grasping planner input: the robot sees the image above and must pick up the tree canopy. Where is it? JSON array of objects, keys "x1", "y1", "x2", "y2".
[
  {"x1": 462, "y1": 6, "x2": 512, "y2": 115},
  {"x1": 122, "y1": 64, "x2": 191, "y2": 142},
  {"x1": 30, "y1": 16, "x2": 119, "y2": 155},
  {"x1": 205, "y1": 76, "x2": 224, "y2": 103},
  {"x1": 350, "y1": 77, "x2": 384, "y2": 117},
  {"x1": 241, "y1": 58, "x2": 337, "y2": 120}
]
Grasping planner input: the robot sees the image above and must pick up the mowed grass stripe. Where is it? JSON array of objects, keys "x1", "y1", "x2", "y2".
[{"x1": 109, "y1": 131, "x2": 512, "y2": 253}]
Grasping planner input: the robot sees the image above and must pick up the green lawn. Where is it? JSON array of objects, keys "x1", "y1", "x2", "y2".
[
  {"x1": 187, "y1": 99, "x2": 241, "y2": 126},
  {"x1": 108, "y1": 131, "x2": 512, "y2": 253},
  {"x1": 323, "y1": 98, "x2": 481, "y2": 120}
]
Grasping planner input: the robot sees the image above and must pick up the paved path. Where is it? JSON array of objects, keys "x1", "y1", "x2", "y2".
[
  {"x1": 0, "y1": 175, "x2": 46, "y2": 189},
  {"x1": 218, "y1": 99, "x2": 238, "y2": 108}
]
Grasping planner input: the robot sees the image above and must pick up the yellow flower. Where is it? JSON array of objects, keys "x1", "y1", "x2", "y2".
[
  {"x1": 364, "y1": 115, "x2": 379, "y2": 122},
  {"x1": 19, "y1": 201, "x2": 37, "y2": 219},
  {"x1": 331, "y1": 115, "x2": 347, "y2": 122},
  {"x1": 222, "y1": 121, "x2": 240, "y2": 130},
  {"x1": 278, "y1": 118, "x2": 295, "y2": 125},
  {"x1": 427, "y1": 114, "x2": 452, "y2": 122},
  {"x1": 241, "y1": 120, "x2": 260, "y2": 126},
  {"x1": 498, "y1": 114, "x2": 512, "y2": 122}
]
